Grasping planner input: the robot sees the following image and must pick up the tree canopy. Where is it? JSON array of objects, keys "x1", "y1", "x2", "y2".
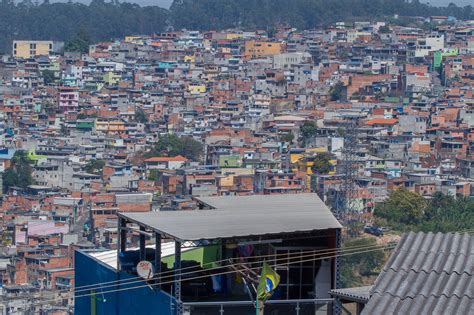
[
  {"x1": 0, "y1": 0, "x2": 473, "y2": 53},
  {"x1": 311, "y1": 152, "x2": 334, "y2": 175},
  {"x1": 148, "y1": 134, "x2": 203, "y2": 162},
  {"x1": 329, "y1": 82, "x2": 345, "y2": 101},
  {"x1": 375, "y1": 187, "x2": 426, "y2": 226},
  {"x1": 85, "y1": 159, "x2": 105, "y2": 175},
  {"x1": 41, "y1": 69, "x2": 56, "y2": 85},
  {"x1": 170, "y1": 0, "x2": 474, "y2": 30},
  {"x1": 64, "y1": 29, "x2": 91, "y2": 54},
  {"x1": 134, "y1": 108, "x2": 148, "y2": 124},
  {"x1": 340, "y1": 237, "x2": 386, "y2": 287},
  {"x1": 0, "y1": 0, "x2": 168, "y2": 53},
  {"x1": 280, "y1": 131, "x2": 294, "y2": 144},
  {"x1": 299, "y1": 120, "x2": 318, "y2": 146},
  {"x1": 375, "y1": 189, "x2": 474, "y2": 233},
  {"x1": 2, "y1": 151, "x2": 34, "y2": 193}
]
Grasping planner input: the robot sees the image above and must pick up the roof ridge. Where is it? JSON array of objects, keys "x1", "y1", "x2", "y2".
[
  {"x1": 371, "y1": 291, "x2": 474, "y2": 301},
  {"x1": 391, "y1": 248, "x2": 473, "y2": 256},
  {"x1": 383, "y1": 267, "x2": 473, "y2": 277}
]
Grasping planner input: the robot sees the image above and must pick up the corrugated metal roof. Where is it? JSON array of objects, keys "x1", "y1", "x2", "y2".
[
  {"x1": 330, "y1": 286, "x2": 372, "y2": 303},
  {"x1": 28, "y1": 220, "x2": 70, "y2": 236},
  {"x1": 115, "y1": 193, "x2": 152, "y2": 204},
  {"x1": 119, "y1": 194, "x2": 341, "y2": 241},
  {"x1": 362, "y1": 231, "x2": 474, "y2": 315}
]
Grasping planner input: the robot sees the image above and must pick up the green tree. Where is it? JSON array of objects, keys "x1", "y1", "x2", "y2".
[
  {"x1": 135, "y1": 108, "x2": 148, "y2": 124},
  {"x1": 266, "y1": 27, "x2": 277, "y2": 38},
  {"x1": 2, "y1": 151, "x2": 34, "y2": 193},
  {"x1": 280, "y1": 132, "x2": 294, "y2": 144},
  {"x1": 329, "y1": 81, "x2": 345, "y2": 101},
  {"x1": 0, "y1": 1, "x2": 471, "y2": 53},
  {"x1": 311, "y1": 152, "x2": 334, "y2": 175},
  {"x1": 378, "y1": 25, "x2": 391, "y2": 33},
  {"x1": 374, "y1": 187, "x2": 427, "y2": 228},
  {"x1": 340, "y1": 237, "x2": 386, "y2": 287},
  {"x1": 148, "y1": 169, "x2": 159, "y2": 181},
  {"x1": 375, "y1": 190, "x2": 474, "y2": 233},
  {"x1": 150, "y1": 134, "x2": 203, "y2": 162},
  {"x1": 85, "y1": 159, "x2": 105, "y2": 174},
  {"x1": 41, "y1": 69, "x2": 55, "y2": 85},
  {"x1": 299, "y1": 121, "x2": 318, "y2": 146},
  {"x1": 65, "y1": 29, "x2": 91, "y2": 54},
  {"x1": 418, "y1": 192, "x2": 474, "y2": 233}
]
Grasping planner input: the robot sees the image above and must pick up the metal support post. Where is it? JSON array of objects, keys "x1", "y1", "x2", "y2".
[
  {"x1": 155, "y1": 233, "x2": 162, "y2": 288},
  {"x1": 117, "y1": 217, "x2": 127, "y2": 271},
  {"x1": 334, "y1": 228, "x2": 342, "y2": 315},
  {"x1": 139, "y1": 226, "x2": 146, "y2": 261},
  {"x1": 174, "y1": 241, "x2": 183, "y2": 315}
]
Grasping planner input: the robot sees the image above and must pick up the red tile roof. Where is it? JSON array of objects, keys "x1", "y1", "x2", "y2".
[
  {"x1": 366, "y1": 118, "x2": 398, "y2": 126},
  {"x1": 145, "y1": 155, "x2": 188, "y2": 162}
]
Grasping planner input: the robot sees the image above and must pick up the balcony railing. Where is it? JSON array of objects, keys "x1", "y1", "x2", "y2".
[{"x1": 183, "y1": 298, "x2": 334, "y2": 315}]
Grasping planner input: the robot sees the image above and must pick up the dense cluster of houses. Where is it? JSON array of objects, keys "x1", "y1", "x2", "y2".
[{"x1": 0, "y1": 17, "x2": 473, "y2": 314}]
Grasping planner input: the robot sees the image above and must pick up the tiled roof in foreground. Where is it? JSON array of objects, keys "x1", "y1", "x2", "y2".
[{"x1": 362, "y1": 231, "x2": 474, "y2": 314}]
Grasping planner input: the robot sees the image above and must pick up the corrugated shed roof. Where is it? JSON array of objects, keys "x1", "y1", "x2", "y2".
[
  {"x1": 120, "y1": 194, "x2": 341, "y2": 241},
  {"x1": 362, "y1": 231, "x2": 474, "y2": 315},
  {"x1": 330, "y1": 286, "x2": 372, "y2": 303},
  {"x1": 115, "y1": 193, "x2": 152, "y2": 204},
  {"x1": 27, "y1": 220, "x2": 70, "y2": 236}
]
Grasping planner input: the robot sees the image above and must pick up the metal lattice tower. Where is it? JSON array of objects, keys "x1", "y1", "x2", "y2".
[{"x1": 336, "y1": 120, "x2": 359, "y2": 228}]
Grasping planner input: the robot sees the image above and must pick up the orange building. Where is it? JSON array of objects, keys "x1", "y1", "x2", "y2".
[{"x1": 244, "y1": 40, "x2": 284, "y2": 59}]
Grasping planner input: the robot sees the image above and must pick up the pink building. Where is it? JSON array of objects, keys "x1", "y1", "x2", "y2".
[{"x1": 58, "y1": 87, "x2": 79, "y2": 112}]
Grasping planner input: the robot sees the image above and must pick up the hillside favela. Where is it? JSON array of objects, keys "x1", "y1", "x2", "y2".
[{"x1": 0, "y1": 0, "x2": 473, "y2": 314}]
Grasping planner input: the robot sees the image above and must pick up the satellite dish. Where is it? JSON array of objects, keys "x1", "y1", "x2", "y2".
[{"x1": 137, "y1": 261, "x2": 154, "y2": 280}]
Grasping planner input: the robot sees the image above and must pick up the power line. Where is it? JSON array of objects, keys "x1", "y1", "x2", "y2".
[
  {"x1": 4, "y1": 240, "x2": 395, "y2": 305},
  {"x1": 67, "y1": 229, "x2": 474, "y2": 292},
  {"x1": 21, "y1": 243, "x2": 398, "y2": 309},
  {"x1": 73, "y1": 242, "x2": 395, "y2": 294},
  {"x1": 7, "y1": 231, "x2": 340, "y2": 300},
  {"x1": 72, "y1": 232, "x2": 337, "y2": 291},
  {"x1": 73, "y1": 239, "x2": 391, "y2": 294}
]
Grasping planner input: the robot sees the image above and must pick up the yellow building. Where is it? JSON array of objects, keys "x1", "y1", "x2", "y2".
[
  {"x1": 13, "y1": 40, "x2": 55, "y2": 58},
  {"x1": 226, "y1": 33, "x2": 243, "y2": 40},
  {"x1": 244, "y1": 40, "x2": 284, "y2": 59},
  {"x1": 291, "y1": 148, "x2": 337, "y2": 187},
  {"x1": 103, "y1": 72, "x2": 122, "y2": 85},
  {"x1": 188, "y1": 84, "x2": 207, "y2": 95},
  {"x1": 290, "y1": 147, "x2": 327, "y2": 164},
  {"x1": 184, "y1": 55, "x2": 196, "y2": 63}
]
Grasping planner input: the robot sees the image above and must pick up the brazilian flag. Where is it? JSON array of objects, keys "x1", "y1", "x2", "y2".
[{"x1": 257, "y1": 261, "x2": 280, "y2": 301}]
